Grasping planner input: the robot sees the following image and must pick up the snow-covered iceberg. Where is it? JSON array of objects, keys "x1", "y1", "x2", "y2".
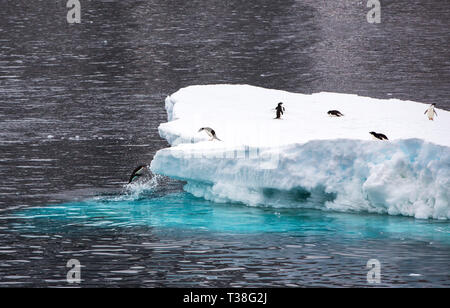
[{"x1": 151, "y1": 85, "x2": 450, "y2": 220}]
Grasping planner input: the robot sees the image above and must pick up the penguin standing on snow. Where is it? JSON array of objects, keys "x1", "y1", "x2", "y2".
[
  {"x1": 275, "y1": 102, "x2": 285, "y2": 119},
  {"x1": 198, "y1": 127, "x2": 221, "y2": 141},
  {"x1": 128, "y1": 165, "x2": 148, "y2": 183},
  {"x1": 327, "y1": 110, "x2": 344, "y2": 117},
  {"x1": 424, "y1": 103, "x2": 438, "y2": 121},
  {"x1": 369, "y1": 131, "x2": 389, "y2": 141}
]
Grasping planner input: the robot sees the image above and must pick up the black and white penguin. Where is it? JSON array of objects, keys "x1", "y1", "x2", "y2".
[
  {"x1": 327, "y1": 110, "x2": 344, "y2": 117},
  {"x1": 424, "y1": 103, "x2": 438, "y2": 121},
  {"x1": 275, "y1": 102, "x2": 285, "y2": 119},
  {"x1": 128, "y1": 165, "x2": 148, "y2": 183},
  {"x1": 198, "y1": 127, "x2": 221, "y2": 141},
  {"x1": 369, "y1": 131, "x2": 389, "y2": 141}
]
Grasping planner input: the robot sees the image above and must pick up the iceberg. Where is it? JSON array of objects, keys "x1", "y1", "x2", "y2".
[{"x1": 151, "y1": 85, "x2": 450, "y2": 220}]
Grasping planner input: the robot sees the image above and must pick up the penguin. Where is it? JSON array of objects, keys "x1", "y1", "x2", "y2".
[
  {"x1": 424, "y1": 103, "x2": 438, "y2": 121},
  {"x1": 369, "y1": 131, "x2": 389, "y2": 141},
  {"x1": 327, "y1": 110, "x2": 344, "y2": 117},
  {"x1": 198, "y1": 127, "x2": 221, "y2": 141},
  {"x1": 275, "y1": 102, "x2": 285, "y2": 119},
  {"x1": 128, "y1": 165, "x2": 148, "y2": 183}
]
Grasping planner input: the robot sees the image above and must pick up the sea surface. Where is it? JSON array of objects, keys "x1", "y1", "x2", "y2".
[{"x1": 0, "y1": 0, "x2": 449, "y2": 287}]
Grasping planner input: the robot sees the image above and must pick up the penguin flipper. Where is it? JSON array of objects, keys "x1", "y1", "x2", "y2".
[
  {"x1": 128, "y1": 173, "x2": 142, "y2": 184},
  {"x1": 128, "y1": 165, "x2": 147, "y2": 183}
]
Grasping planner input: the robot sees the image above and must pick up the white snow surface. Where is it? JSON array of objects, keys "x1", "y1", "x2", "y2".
[{"x1": 151, "y1": 84, "x2": 450, "y2": 219}]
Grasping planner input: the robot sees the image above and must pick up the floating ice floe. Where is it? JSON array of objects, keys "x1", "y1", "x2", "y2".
[{"x1": 151, "y1": 85, "x2": 450, "y2": 220}]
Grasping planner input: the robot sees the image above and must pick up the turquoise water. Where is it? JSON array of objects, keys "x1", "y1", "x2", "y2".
[
  {"x1": 9, "y1": 191, "x2": 450, "y2": 243},
  {"x1": 2, "y1": 187, "x2": 449, "y2": 287}
]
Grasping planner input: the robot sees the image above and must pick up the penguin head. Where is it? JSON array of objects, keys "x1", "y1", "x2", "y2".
[
  {"x1": 136, "y1": 165, "x2": 148, "y2": 173},
  {"x1": 369, "y1": 132, "x2": 376, "y2": 136},
  {"x1": 198, "y1": 127, "x2": 205, "y2": 132},
  {"x1": 432, "y1": 103, "x2": 436, "y2": 106},
  {"x1": 278, "y1": 102, "x2": 283, "y2": 106}
]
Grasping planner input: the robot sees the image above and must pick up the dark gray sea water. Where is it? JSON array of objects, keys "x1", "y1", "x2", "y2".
[{"x1": 0, "y1": 0, "x2": 449, "y2": 287}]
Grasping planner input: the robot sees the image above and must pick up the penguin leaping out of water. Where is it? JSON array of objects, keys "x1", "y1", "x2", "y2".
[
  {"x1": 327, "y1": 110, "x2": 344, "y2": 117},
  {"x1": 424, "y1": 103, "x2": 438, "y2": 121},
  {"x1": 369, "y1": 131, "x2": 389, "y2": 141},
  {"x1": 128, "y1": 165, "x2": 148, "y2": 183},
  {"x1": 198, "y1": 127, "x2": 221, "y2": 141}
]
